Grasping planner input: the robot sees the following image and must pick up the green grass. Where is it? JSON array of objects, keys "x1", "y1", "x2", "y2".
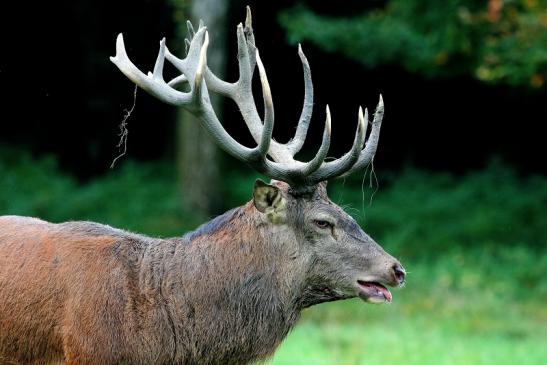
[{"x1": 1, "y1": 148, "x2": 546, "y2": 364}]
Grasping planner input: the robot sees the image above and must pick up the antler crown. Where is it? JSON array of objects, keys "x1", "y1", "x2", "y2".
[{"x1": 110, "y1": 6, "x2": 384, "y2": 194}]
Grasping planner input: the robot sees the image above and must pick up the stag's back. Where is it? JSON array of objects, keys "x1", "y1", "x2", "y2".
[{"x1": 0, "y1": 216, "x2": 174, "y2": 364}]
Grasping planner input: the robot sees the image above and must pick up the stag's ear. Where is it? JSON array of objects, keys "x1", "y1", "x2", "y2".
[{"x1": 253, "y1": 179, "x2": 286, "y2": 223}]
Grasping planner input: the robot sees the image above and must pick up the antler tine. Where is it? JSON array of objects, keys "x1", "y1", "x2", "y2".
[
  {"x1": 192, "y1": 30, "x2": 209, "y2": 99},
  {"x1": 235, "y1": 23, "x2": 253, "y2": 90},
  {"x1": 111, "y1": 34, "x2": 191, "y2": 105},
  {"x1": 151, "y1": 38, "x2": 166, "y2": 82},
  {"x1": 243, "y1": 6, "x2": 257, "y2": 76},
  {"x1": 307, "y1": 107, "x2": 368, "y2": 182},
  {"x1": 301, "y1": 105, "x2": 331, "y2": 176},
  {"x1": 163, "y1": 25, "x2": 206, "y2": 74},
  {"x1": 164, "y1": 24, "x2": 234, "y2": 96},
  {"x1": 287, "y1": 44, "x2": 314, "y2": 155},
  {"x1": 255, "y1": 51, "x2": 274, "y2": 157},
  {"x1": 341, "y1": 95, "x2": 384, "y2": 176},
  {"x1": 245, "y1": 6, "x2": 253, "y2": 35},
  {"x1": 187, "y1": 20, "x2": 195, "y2": 40},
  {"x1": 360, "y1": 106, "x2": 369, "y2": 138}
]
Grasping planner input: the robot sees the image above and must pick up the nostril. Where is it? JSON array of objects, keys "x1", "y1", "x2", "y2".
[{"x1": 392, "y1": 263, "x2": 406, "y2": 285}]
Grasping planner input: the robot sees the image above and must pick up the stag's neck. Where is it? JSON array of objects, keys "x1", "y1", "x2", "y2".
[{"x1": 139, "y1": 203, "x2": 303, "y2": 364}]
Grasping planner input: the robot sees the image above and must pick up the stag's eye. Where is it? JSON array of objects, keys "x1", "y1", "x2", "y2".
[{"x1": 314, "y1": 220, "x2": 333, "y2": 229}]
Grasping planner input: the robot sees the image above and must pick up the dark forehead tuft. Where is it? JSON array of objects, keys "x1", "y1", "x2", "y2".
[{"x1": 271, "y1": 180, "x2": 329, "y2": 200}]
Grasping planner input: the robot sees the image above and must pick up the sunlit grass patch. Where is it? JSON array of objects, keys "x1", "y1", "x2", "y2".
[{"x1": 267, "y1": 315, "x2": 546, "y2": 365}]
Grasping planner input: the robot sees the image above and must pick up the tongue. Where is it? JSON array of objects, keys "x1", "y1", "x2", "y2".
[
  {"x1": 359, "y1": 282, "x2": 392, "y2": 303},
  {"x1": 374, "y1": 283, "x2": 392, "y2": 302}
]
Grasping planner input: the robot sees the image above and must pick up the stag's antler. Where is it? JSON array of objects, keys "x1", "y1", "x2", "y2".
[{"x1": 110, "y1": 6, "x2": 384, "y2": 192}]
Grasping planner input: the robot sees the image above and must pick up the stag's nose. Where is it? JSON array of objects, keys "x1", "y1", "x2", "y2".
[{"x1": 392, "y1": 263, "x2": 406, "y2": 286}]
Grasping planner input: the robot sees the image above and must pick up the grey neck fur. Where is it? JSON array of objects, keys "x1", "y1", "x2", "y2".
[{"x1": 132, "y1": 204, "x2": 303, "y2": 364}]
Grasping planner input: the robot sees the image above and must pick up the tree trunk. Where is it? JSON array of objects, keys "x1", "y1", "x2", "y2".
[{"x1": 174, "y1": 0, "x2": 228, "y2": 216}]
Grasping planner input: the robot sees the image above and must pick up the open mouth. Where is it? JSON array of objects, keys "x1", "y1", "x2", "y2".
[{"x1": 357, "y1": 280, "x2": 392, "y2": 304}]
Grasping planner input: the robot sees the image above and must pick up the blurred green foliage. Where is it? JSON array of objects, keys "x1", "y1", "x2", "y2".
[
  {"x1": 279, "y1": 0, "x2": 547, "y2": 87},
  {"x1": 0, "y1": 148, "x2": 201, "y2": 235},
  {"x1": 336, "y1": 163, "x2": 547, "y2": 254},
  {"x1": 1, "y1": 148, "x2": 546, "y2": 364}
]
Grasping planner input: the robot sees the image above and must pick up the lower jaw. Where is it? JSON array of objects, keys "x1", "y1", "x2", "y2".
[{"x1": 300, "y1": 288, "x2": 353, "y2": 308}]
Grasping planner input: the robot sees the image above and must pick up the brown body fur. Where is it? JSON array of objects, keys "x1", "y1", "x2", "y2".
[{"x1": 0, "y1": 206, "x2": 299, "y2": 365}]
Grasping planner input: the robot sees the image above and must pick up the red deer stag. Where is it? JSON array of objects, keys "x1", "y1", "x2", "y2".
[{"x1": 0, "y1": 7, "x2": 405, "y2": 365}]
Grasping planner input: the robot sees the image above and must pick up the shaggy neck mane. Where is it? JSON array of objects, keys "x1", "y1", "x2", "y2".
[{"x1": 142, "y1": 202, "x2": 301, "y2": 364}]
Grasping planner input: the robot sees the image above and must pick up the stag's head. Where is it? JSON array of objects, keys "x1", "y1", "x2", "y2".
[
  {"x1": 111, "y1": 7, "x2": 405, "y2": 305},
  {"x1": 252, "y1": 179, "x2": 404, "y2": 306}
]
